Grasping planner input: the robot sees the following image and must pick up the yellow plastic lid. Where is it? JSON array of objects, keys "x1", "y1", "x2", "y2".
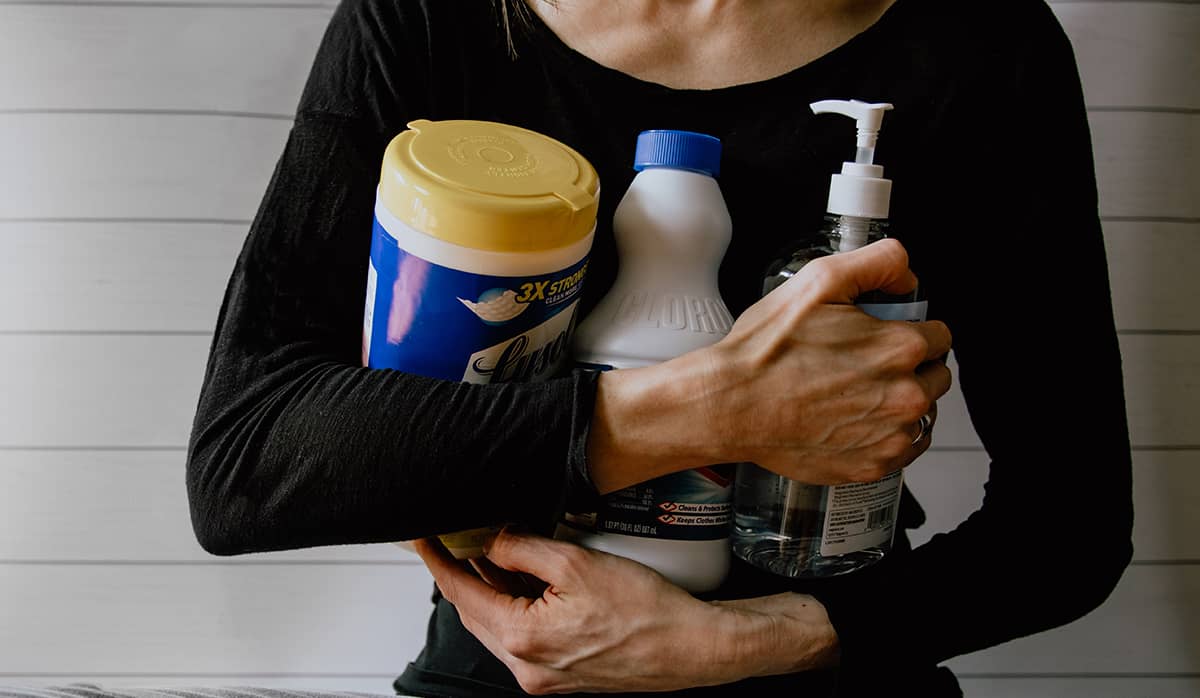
[{"x1": 379, "y1": 119, "x2": 600, "y2": 253}]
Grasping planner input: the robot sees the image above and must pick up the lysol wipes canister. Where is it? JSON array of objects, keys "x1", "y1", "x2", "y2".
[{"x1": 363, "y1": 119, "x2": 599, "y2": 558}]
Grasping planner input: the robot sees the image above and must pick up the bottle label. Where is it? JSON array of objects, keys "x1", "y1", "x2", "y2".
[
  {"x1": 857, "y1": 300, "x2": 928, "y2": 322},
  {"x1": 819, "y1": 470, "x2": 904, "y2": 556},
  {"x1": 364, "y1": 216, "x2": 589, "y2": 383},
  {"x1": 563, "y1": 467, "x2": 734, "y2": 541},
  {"x1": 816, "y1": 297, "x2": 926, "y2": 557}
]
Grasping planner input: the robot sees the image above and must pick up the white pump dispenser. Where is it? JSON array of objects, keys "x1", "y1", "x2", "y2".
[{"x1": 809, "y1": 100, "x2": 894, "y2": 220}]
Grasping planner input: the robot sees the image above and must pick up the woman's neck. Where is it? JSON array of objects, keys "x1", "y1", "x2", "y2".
[{"x1": 526, "y1": 0, "x2": 897, "y2": 90}]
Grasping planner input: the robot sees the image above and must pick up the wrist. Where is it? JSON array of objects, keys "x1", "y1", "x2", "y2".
[
  {"x1": 711, "y1": 593, "x2": 841, "y2": 680},
  {"x1": 585, "y1": 349, "x2": 726, "y2": 493}
]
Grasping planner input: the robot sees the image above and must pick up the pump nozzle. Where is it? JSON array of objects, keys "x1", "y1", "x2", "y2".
[
  {"x1": 810, "y1": 100, "x2": 894, "y2": 165},
  {"x1": 809, "y1": 99, "x2": 895, "y2": 219}
]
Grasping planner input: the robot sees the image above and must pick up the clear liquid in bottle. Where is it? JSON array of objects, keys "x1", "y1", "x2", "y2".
[{"x1": 732, "y1": 215, "x2": 923, "y2": 578}]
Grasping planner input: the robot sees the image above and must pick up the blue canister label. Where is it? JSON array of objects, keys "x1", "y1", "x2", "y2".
[{"x1": 363, "y1": 216, "x2": 589, "y2": 383}]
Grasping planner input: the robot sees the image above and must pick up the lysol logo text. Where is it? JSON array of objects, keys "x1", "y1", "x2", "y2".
[{"x1": 462, "y1": 301, "x2": 579, "y2": 384}]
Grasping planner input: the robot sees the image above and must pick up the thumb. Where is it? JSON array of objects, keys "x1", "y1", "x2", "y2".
[
  {"x1": 800, "y1": 238, "x2": 918, "y2": 304},
  {"x1": 485, "y1": 526, "x2": 590, "y2": 586}
]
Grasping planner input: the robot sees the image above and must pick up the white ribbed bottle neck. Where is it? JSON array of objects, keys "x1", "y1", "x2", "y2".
[{"x1": 826, "y1": 214, "x2": 888, "y2": 254}]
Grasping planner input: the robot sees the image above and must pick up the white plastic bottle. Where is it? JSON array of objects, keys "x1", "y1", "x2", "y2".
[
  {"x1": 555, "y1": 130, "x2": 735, "y2": 593},
  {"x1": 733, "y1": 100, "x2": 928, "y2": 578}
]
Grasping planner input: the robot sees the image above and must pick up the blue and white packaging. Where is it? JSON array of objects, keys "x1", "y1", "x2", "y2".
[{"x1": 364, "y1": 209, "x2": 590, "y2": 383}]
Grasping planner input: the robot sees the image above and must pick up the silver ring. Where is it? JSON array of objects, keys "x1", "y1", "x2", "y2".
[{"x1": 911, "y1": 413, "x2": 933, "y2": 446}]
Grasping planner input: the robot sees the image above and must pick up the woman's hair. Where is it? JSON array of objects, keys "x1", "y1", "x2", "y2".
[{"x1": 494, "y1": 0, "x2": 556, "y2": 58}]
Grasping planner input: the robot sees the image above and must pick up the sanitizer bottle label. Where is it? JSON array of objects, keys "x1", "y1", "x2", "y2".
[
  {"x1": 364, "y1": 217, "x2": 590, "y2": 383},
  {"x1": 563, "y1": 466, "x2": 734, "y2": 541},
  {"x1": 818, "y1": 298, "x2": 927, "y2": 556}
]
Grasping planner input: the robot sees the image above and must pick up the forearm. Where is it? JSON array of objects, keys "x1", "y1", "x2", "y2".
[
  {"x1": 710, "y1": 593, "x2": 841, "y2": 681},
  {"x1": 188, "y1": 345, "x2": 600, "y2": 554}
]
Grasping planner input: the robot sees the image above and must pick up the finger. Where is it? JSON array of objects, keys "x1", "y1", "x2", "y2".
[
  {"x1": 802, "y1": 238, "x2": 918, "y2": 303},
  {"x1": 909, "y1": 424, "x2": 933, "y2": 455},
  {"x1": 915, "y1": 361, "x2": 953, "y2": 401},
  {"x1": 414, "y1": 537, "x2": 524, "y2": 626},
  {"x1": 911, "y1": 320, "x2": 953, "y2": 362},
  {"x1": 470, "y1": 556, "x2": 544, "y2": 598},
  {"x1": 906, "y1": 402, "x2": 937, "y2": 446},
  {"x1": 469, "y1": 557, "x2": 519, "y2": 595},
  {"x1": 908, "y1": 415, "x2": 930, "y2": 445},
  {"x1": 485, "y1": 526, "x2": 589, "y2": 585}
]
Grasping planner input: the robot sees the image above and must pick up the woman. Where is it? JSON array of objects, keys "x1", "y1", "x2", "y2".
[{"x1": 184, "y1": 0, "x2": 1133, "y2": 696}]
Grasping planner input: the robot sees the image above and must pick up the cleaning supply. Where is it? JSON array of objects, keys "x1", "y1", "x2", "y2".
[
  {"x1": 732, "y1": 100, "x2": 927, "y2": 578},
  {"x1": 555, "y1": 130, "x2": 735, "y2": 593},
  {"x1": 363, "y1": 119, "x2": 600, "y2": 558}
]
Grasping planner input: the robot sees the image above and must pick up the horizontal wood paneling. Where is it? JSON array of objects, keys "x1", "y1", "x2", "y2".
[
  {"x1": 904, "y1": 449, "x2": 1200, "y2": 561},
  {"x1": 1120, "y1": 333, "x2": 1200, "y2": 448},
  {"x1": 1105, "y1": 222, "x2": 1200, "y2": 332},
  {"x1": 949, "y1": 566, "x2": 1200, "y2": 675},
  {"x1": 1051, "y1": 2, "x2": 1200, "y2": 110},
  {"x1": 0, "y1": 676, "x2": 396, "y2": 694},
  {"x1": 1, "y1": 0, "x2": 338, "y2": 6},
  {"x1": 957, "y1": 677, "x2": 1200, "y2": 698},
  {"x1": 1091, "y1": 111, "x2": 1200, "y2": 220},
  {"x1": 0, "y1": 114, "x2": 288, "y2": 221},
  {"x1": 2, "y1": 3, "x2": 1195, "y2": 114},
  {"x1": 0, "y1": 113, "x2": 1194, "y2": 226},
  {"x1": 0, "y1": 563, "x2": 1191, "y2": 675},
  {"x1": 0, "y1": 6, "x2": 330, "y2": 114},
  {"x1": 0, "y1": 335, "x2": 1191, "y2": 449},
  {"x1": 1, "y1": 449, "x2": 1191, "y2": 562},
  {"x1": 4, "y1": 676, "x2": 1198, "y2": 696},
  {"x1": 1129, "y1": 453, "x2": 1200, "y2": 561},
  {"x1": 2, "y1": 221, "x2": 1192, "y2": 333},
  {"x1": 2, "y1": 676, "x2": 1199, "y2": 696},
  {"x1": 0, "y1": 564, "x2": 433, "y2": 674},
  {"x1": 0, "y1": 335, "x2": 209, "y2": 448},
  {"x1": 0, "y1": 222, "x2": 245, "y2": 333},
  {"x1": 0, "y1": 450, "x2": 412, "y2": 562}
]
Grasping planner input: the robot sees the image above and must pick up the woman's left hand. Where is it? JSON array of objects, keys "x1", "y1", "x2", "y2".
[{"x1": 414, "y1": 527, "x2": 839, "y2": 695}]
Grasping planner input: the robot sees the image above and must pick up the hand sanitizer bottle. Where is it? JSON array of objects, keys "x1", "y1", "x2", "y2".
[{"x1": 733, "y1": 100, "x2": 927, "y2": 578}]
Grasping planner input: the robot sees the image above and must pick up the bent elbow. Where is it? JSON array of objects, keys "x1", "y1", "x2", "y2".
[
  {"x1": 185, "y1": 441, "x2": 258, "y2": 557},
  {"x1": 1052, "y1": 533, "x2": 1133, "y2": 626},
  {"x1": 192, "y1": 514, "x2": 242, "y2": 557},
  {"x1": 186, "y1": 478, "x2": 244, "y2": 557},
  {"x1": 189, "y1": 497, "x2": 245, "y2": 557}
]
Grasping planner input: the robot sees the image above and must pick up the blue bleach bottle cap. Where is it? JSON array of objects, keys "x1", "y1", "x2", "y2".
[{"x1": 633, "y1": 130, "x2": 722, "y2": 177}]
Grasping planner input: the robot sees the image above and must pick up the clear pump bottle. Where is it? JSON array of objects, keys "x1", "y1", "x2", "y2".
[{"x1": 732, "y1": 100, "x2": 928, "y2": 578}]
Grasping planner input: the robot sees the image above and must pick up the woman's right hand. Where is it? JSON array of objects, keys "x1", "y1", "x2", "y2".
[{"x1": 586, "y1": 238, "x2": 952, "y2": 493}]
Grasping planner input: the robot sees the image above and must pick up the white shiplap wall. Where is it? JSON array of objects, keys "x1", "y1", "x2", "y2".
[{"x1": 0, "y1": 2, "x2": 1196, "y2": 696}]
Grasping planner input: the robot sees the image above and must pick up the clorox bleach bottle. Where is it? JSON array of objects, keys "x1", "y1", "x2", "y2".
[
  {"x1": 364, "y1": 119, "x2": 600, "y2": 559},
  {"x1": 556, "y1": 130, "x2": 735, "y2": 593}
]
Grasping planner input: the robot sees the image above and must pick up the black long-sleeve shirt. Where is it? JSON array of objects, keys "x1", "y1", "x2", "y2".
[{"x1": 186, "y1": 0, "x2": 1134, "y2": 695}]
